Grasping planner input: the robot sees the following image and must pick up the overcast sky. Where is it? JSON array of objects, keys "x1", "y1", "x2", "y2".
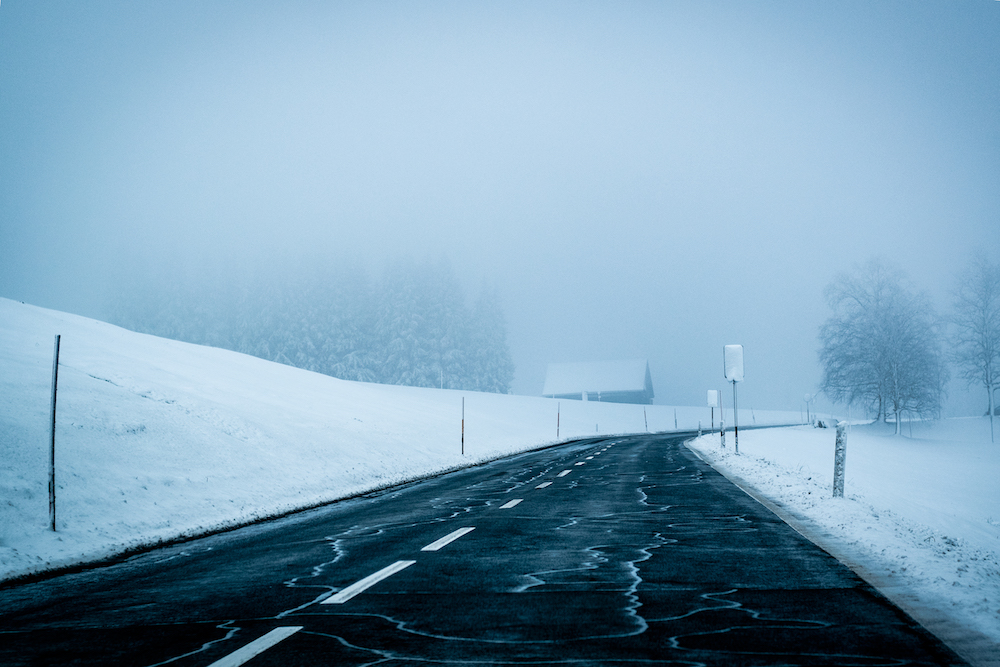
[{"x1": 2, "y1": 1, "x2": 998, "y2": 415}]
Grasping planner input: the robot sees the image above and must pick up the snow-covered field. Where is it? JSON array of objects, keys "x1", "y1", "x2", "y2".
[
  {"x1": 0, "y1": 297, "x2": 798, "y2": 582},
  {"x1": 688, "y1": 421, "x2": 1000, "y2": 652}
]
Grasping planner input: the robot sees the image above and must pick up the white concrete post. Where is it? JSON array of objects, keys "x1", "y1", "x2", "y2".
[{"x1": 833, "y1": 422, "x2": 847, "y2": 498}]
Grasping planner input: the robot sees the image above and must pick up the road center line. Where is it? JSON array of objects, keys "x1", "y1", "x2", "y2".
[
  {"x1": 575, "y1": 462, "x2": 586, "y2": 466},
  {"x1": 586, "y1": 456, "x2": 594, "y2": 459},
  {"x1": 535, "y1": 481, "x2": 553, "y2": 488},
  {"x1": 207, "y1": 626, "x2": 303, "y2": 667},
  {"x1": 557, "y1": 470, "x2": 572, "y2": 477},
  {"x1": 322, "y1": 560, "x2": 416, "y2": 604},
  {"x1": 499, "y1": 498, "x2": 523, "y2": 509},
  {"x1": 421, "y1": 526, "x2": 476, "y2": 551}
]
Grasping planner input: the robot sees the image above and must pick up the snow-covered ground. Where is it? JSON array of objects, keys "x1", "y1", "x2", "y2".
[
  {"x1": 0, "y1": 297, "x2": 798, "y2": 582},
  {"x1": 688, "y1": 421, "x2": 1000, "y2": 650}
]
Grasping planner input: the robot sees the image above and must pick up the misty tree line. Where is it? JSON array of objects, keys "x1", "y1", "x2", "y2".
[
  {"x1": 819, "y1": 257, "x2": 1000, "y2": 437},
  {"x1": 110, "y1": 260, "x2": 515, "y2": 393}
]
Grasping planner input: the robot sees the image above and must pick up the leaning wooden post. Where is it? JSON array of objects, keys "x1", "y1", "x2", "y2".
[
  {"x1": 49, "y1": 334, "x2": 61, "y2": 532},
  {"x1": 833, "y1": 421, "x2": 847, "y2": 498}
]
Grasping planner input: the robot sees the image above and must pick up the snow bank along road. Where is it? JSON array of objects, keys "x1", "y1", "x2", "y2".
[{"x1": 0, "y1": 434, "x2": 966, "y2": 666}]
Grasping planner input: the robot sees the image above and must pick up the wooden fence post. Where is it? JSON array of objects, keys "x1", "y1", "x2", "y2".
[{"x1": 49, "y1": 334, "x2": 61, "y2": 531}]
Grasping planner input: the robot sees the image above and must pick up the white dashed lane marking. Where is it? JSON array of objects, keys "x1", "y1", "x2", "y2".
[
  {"x1": 207, "y1": 627, "x2": 303, "y2": 667},
  {"x1": 322, "y1": 560, "x2": 416, "y2": 604},
  {"x1": 421, "y1": 527, "x2": 476, "y2": 552},
  {"x1": 321, "y1": 449, "x2": 607, "y2": 612}
]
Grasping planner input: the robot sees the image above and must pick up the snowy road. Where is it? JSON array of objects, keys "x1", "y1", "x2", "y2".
[{"x1": 0, "y1": 434, "x2": 967, "y2": 665}]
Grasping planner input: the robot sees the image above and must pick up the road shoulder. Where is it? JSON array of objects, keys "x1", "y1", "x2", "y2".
[{"x1": 684, "y1": 439, "x2": 1000, "y2": 667}]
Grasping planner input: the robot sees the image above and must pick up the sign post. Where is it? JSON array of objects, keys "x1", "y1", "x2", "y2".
[
  {"x1": 724, "y1": 345, "x2": 744, "y2": 455},
  {"x1": 804, "y1": 393, "x2": 813, "y2": 425}
]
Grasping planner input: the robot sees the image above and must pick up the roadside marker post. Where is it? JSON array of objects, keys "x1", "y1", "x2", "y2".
[
  {"x1": 707, "y1": 390, "x2": 718, "y2": 431},
  {"x1": 732, "y1": 382, "x2": 738, "y2": 453},
  {"x1": 719, "y1": 387, "x2": 726, "y2": 449},
  {"x1": 833, "y1": 422, "x2": 847, "y2": 498}
]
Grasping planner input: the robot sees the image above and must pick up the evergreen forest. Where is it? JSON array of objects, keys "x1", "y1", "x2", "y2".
[{"x1": 109, "y1": 259, "x2": 515, "y2": 394}]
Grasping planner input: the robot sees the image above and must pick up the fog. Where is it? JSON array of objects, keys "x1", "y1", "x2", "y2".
[{"x1": 2, "y1": 1, "x2": 998, "y2": 416}]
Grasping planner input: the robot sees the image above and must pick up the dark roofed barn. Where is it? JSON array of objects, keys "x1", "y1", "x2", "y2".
[{"x1": 542, "y1": 359, "x2": 654, "y2": 405}]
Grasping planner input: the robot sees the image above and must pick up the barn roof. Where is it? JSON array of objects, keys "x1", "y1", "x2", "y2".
[{"x1": 542, "y1": 359, "x2": 652, "y2": 396}]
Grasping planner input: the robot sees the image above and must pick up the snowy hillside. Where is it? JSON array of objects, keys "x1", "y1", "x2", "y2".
[{"x1": 0, "y1": 298, "x2": 799, "y2": 582}]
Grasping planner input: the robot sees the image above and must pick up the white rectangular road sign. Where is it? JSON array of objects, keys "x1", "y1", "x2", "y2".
[
  {"x1": 724, "y1": 345, "x2": 744, "y2": 382},
  {"x1": 707, "y1": 389, "x2": 718, "y2": 407}
]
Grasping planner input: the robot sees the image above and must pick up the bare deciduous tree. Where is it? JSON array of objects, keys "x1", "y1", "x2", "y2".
[
  {"x1": 951, "y1": 257, "x2": 1000, "y2": 442},
  {"x1": 819, "y1": 259, "x2": 946, "y2": 434}
]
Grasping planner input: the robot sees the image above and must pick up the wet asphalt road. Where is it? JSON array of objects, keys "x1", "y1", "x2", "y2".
[{"x1": 0, "y1": 433, "x2": 967, "y2": 666}]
